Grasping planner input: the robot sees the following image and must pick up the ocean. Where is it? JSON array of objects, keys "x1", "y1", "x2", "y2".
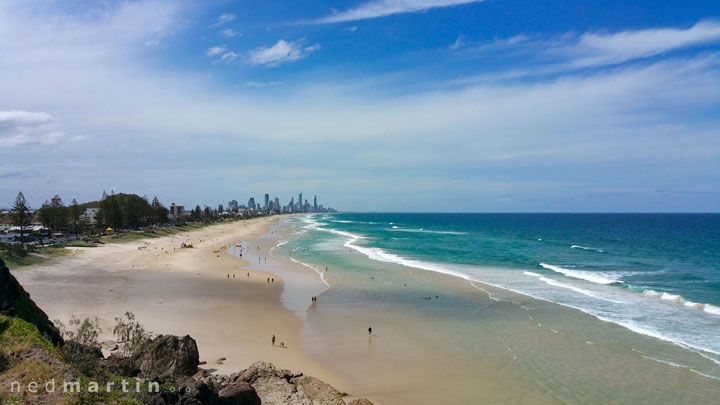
[{"x1": 271, "y1": 213, "x2": 720, "y2": 402}]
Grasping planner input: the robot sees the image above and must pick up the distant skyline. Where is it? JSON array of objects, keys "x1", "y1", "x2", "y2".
[{"x1": 1, "y1": 1, "x2": 719, "y2": 212}]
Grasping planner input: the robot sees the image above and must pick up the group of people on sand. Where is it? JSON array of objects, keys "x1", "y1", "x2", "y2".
[
  {"x1": 311, "y1": 296, "x2": 318, "y2": 303},
  {"x1": 267, "y1": 277, "x2": 275, "y2": 283},
  {"x1": 271, "y1": 334, "x2": 285, "y2": 348}
]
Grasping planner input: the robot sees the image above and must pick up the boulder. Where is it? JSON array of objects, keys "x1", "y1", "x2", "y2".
[
  {"x1": 216, "y1": 381, "x2": 262, "y2": 405},
  {"x1": 292, "y1": 375, "x2": 346, "y2": 405},
  {"x1": 236, "y1": 361, "x2": 293, "y2": 383},
  {"x1": 251, "y1": 376, "x2": 312, "y2": 405},
  {"x1": 0, "y1": 258, "x2": 62, "y2": 345},
  {"x1": 138, "y1": 334, "x2": 199, "y2": 382},
  {"x1": 346, "y1": 399, "x2": 375, "y2": 405}
]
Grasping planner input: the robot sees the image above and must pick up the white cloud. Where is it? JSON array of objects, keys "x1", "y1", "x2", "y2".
[
  {"x1": 347, "y1": 26, "x2": 358, "y2": 32},
  {"x1": 248, "y1": 39, "x2": 319, "y2": 67},
  {"x1": 211, "y1": 13, "x2": 236, "y2": 27},
  {"x1": 0, "y1": 110, "x2": 67, "y2": 147},
  {"x1": 314, "y1": 0, "x2": 484, "y2": 23},
  {"x1": 565, "y1": 20, "x2": 720, "y2": 68},
  {"x1": 221, "y1": 51, "x2": 237, "y2": 62},
  {"x1": 220, "y1": 28, "x2": 240, "y2": 38},
  {"x1": 206, "y1": 45, "x2": 227, "y2": 56}
]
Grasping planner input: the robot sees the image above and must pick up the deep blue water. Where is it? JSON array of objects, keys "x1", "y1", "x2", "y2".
[
  {"x1": 322, "y1": 213, "x2": 720, "y2": 306},
  {"x1": 286, "y1": 213, "x2": 720, "y2": 366}
]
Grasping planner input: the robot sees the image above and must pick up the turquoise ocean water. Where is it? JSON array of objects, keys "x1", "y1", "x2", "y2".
[{"x1": 275, "y1": 213, "x2": 720, "y2": 382}]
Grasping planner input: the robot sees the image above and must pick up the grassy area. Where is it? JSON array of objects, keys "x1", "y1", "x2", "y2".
[
  {"x1": 98, "y1": 223, "x2": 206, "y2": 244},
  {"x1": 1, "y1": 246, "x2": 72, "y2": 269},
  {"x1": 0, "y1": 315, "x2": 58, "y2": 355},
  {"x1": 0, "y1": 315, "x2": 144, "y2": 404},
  {"x1": 1, "y1": 222, "x2": 217, "y2": 268}
]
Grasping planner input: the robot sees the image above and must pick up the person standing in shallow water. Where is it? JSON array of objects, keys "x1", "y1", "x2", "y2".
[
  {"x1": 272, "y1": 334, "x2": 276, "y2": 346},
  {"x1": 368, "y1": 327, "x2": 372, "y2": 335}
]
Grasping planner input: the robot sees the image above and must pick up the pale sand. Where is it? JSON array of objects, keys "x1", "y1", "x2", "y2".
[{"x1": 11, "y1": 217, "x2": 349, "y2": 393}]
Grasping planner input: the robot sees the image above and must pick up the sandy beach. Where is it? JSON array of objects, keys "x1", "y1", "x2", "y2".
[{"x1": 11, "y1": 216, "x2": 349, "y2": 394}]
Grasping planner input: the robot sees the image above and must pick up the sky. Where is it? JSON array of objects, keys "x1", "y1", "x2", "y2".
[{"x1": 0, "y1": 0, "x2": 719, "y2": 212}]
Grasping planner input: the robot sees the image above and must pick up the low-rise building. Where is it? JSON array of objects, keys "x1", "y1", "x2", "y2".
[
  {"x1": 0, "y1": 216, "x2": 13, "y2": 232},
  {"x1": 83, "y1": 208, "x2": 100, "y2": 224}
]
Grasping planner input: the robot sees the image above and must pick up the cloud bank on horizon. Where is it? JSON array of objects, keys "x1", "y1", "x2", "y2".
[{"x1": 0, "y1": 0, "x2": 718, "y2": 212}]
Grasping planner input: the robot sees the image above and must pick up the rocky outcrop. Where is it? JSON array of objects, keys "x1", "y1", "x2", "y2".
[
  {"x1": 292, "y1": 375, "x2": 346, "y2": 405},
  {"x1": 217, "y1": 381, "x2": 261, "y2": 405},
  {"x1": 346, "y1": 399, "x2": 375, "y2": 405},
  {"x1": 0, "y1": 258, "x2": 62, "y2": 345},
  {"x1": 139, "y1": 334, "x2": 200, "y2": 382}
]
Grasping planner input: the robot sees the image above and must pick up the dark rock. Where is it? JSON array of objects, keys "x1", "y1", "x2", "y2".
[
  {"x1": 346, "y1": 399, "x2": 375, "y2": 405},
  {"x1": 176, "y1": 376, "x2": 216, "y2": 404},
  {"x1": 139, "y1": 334, "x2": 199, "y2": 382},
  {"x1": 236, "y1": 361, "x2": 293, "y2": 384},
  {"x1": 140, "y1": 388, "x2": 180, "y2": 405},
  {"x1": 216, "y1": 381, "x2": 261, "y2": 405},
  {"x1": 292, "y1": 375, "x2": 346, "y2": 405},
  {"x1": 251, "y1": 376, "x2": 311, "y2": 405},
  {"x1": 0, "y1": 258, "x2": 63, "y2": 345}
]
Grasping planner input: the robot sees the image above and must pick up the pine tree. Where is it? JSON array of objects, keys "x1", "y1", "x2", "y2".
[
  {"x1": 69, "y1": 199, "x2": 82, "y2": 235},
  {"x1": 10, "y1": 191, "x2": 32, "y2": 247}
]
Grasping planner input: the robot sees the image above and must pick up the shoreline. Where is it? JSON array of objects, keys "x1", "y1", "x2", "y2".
[
  {"x1": 266, "y1": 214, "x2": 720, "y2": 404},
  {"x1": 11, "y1": 213, "x2": 720, "y2": 404},
  {"x1": 11, "y1": 216, "x2": 353, "y2": 395}
]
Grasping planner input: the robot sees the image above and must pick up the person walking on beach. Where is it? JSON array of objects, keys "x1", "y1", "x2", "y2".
[
  {"x1": 368, "y1": 327, "x2": 372, "y2": 336},
  {"x1": 272, "y1": 334, "x2": 276, "y2": 346}
]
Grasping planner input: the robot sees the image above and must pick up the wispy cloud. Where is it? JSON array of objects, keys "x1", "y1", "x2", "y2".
[
  {"x1": 220, "y1": 51, "x2": 237, "y2": 62},
  {"x1": 248, "y1": 39, "x2": 320, "y2": 67},
  {"x1": 0, "y1": 110, "x2": 70, "y2": 147},
  {"x1": 313, "y1": 0, "x2": 484, "y2": 23},
  {"x1": 243, "y1": 81, "x2": 284, "y2": 88},
  {"x1": 206, "y1": 45, "x2": 227, "y2": 56},
  {"x1": 450, "y1": 21, "x2": 720, "y2": 84},
  {"x1": 564, "y1": 20, "x2": 720, "y2": 68},
  {"x1": 220, "y1": 28, "x2": 240, "y2": 38},
  {"x1": 211, "y1": 13, "x2": 236, "y2": 27}
]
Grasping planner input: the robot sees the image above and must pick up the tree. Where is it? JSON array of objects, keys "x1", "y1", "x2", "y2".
[
  {"x1": 151, "y1": 197, "x2": 161, "y2": 225},
  {"x1": 69, "y1": 199, "x2": 82, "y2": 235},
  {"x1": 37, "y1": 200, "x2": 53, "y2": 230},
  {"x1": 10, "y1": 191, "x2": 32, "y2": 247},
  {"x1": 50, "y1": 195, "x2": 67, "y2": 232}
]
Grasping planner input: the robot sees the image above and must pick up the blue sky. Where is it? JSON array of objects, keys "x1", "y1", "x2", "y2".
[{"x1": 1, "y1": 0, "x2": 719, "y2": 212}]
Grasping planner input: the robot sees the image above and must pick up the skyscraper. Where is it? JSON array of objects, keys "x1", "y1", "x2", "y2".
[
  {"x1": 298, "y1": 192, "x2": 303, "y2": 212},
  {"x1": 248, "y1": 197, "x2": 255, "y2": 210},
  {"x1": 274, "y1": 197, "x2": 280, "y2": 212},
  {"x1": 313, "y1": 195, "x2": 317, "y2": 212},
  {"x1": 264, "y1": 194, "x2": 269, "y2": 211}
]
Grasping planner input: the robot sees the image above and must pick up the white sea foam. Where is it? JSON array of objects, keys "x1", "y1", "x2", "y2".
[
  {"x1": 539, "y1": 263, "x2": 617, "y2": 285},
  {"x1": 571, "y1": 245, "x2": 604, "y2": 253},
  {"x1": 306, "y1": 222, "x2": 720, "y2": 371},
  {"x1": 641, "y1": 289, "x2": 720, "y2": 316},
  {"x1": 387, "y1": 228, "x2": 467, "y2": 235},
  {"x1": 523, "y1": 271, "x2": 626, "y2": 304},
  {"x1": 289, "y1": 257, "x2": 331, "y2": 288}
]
